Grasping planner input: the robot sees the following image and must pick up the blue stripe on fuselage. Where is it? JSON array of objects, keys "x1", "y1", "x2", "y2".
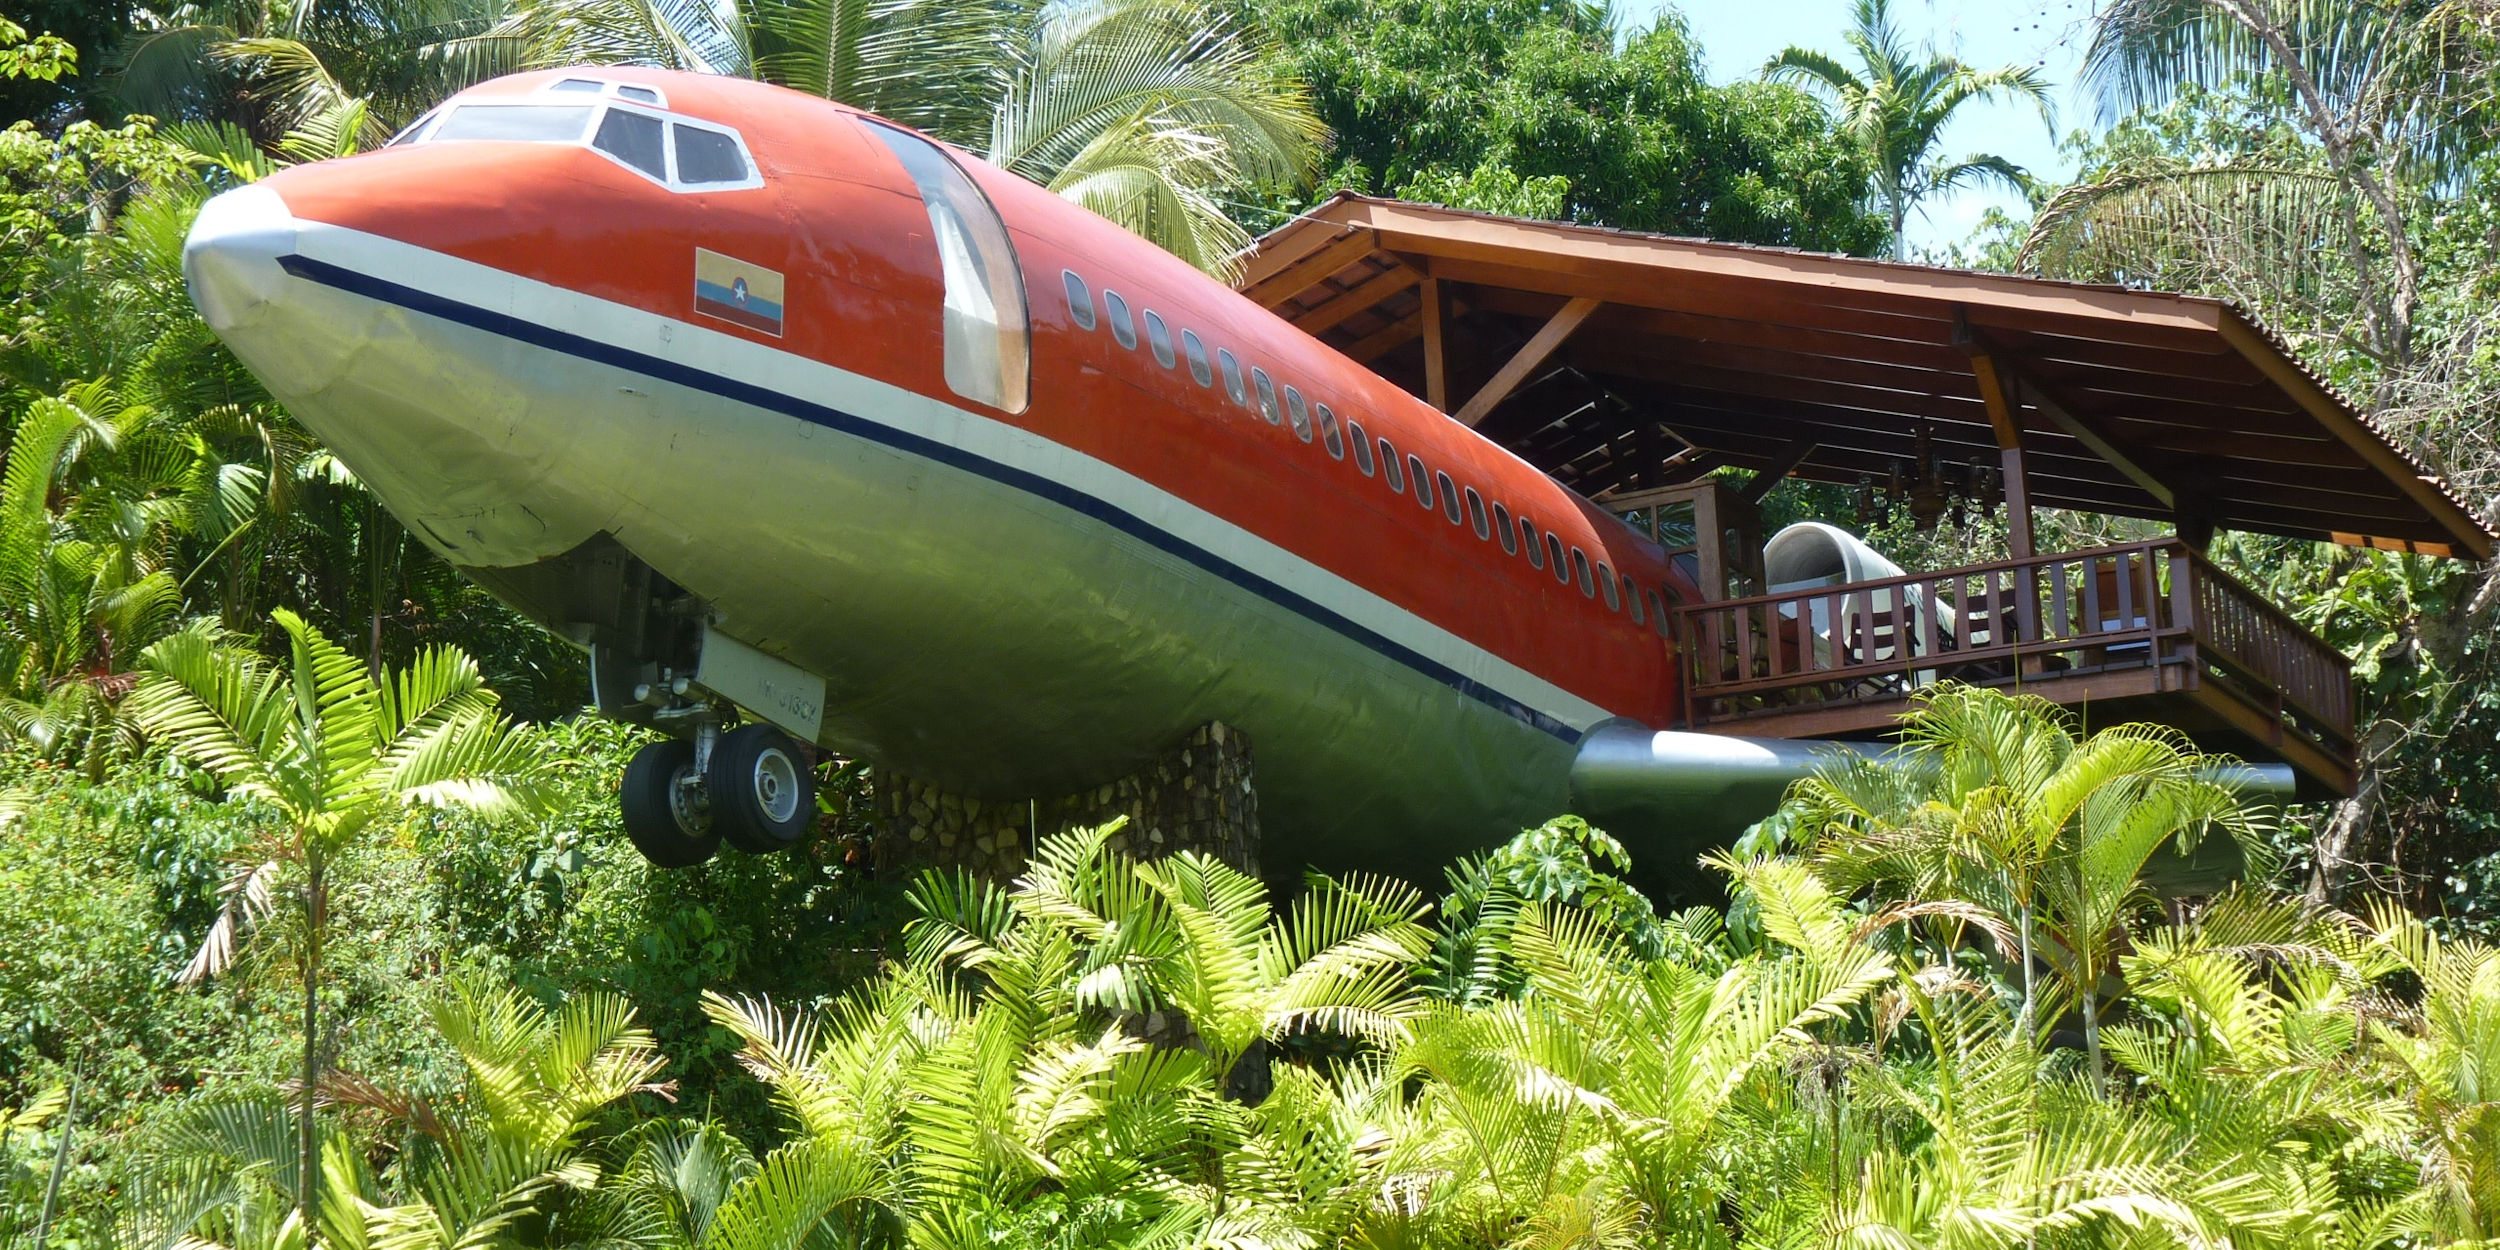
[{"x1": 273, "y1": 252, "x2": 1585, "y2": 744}]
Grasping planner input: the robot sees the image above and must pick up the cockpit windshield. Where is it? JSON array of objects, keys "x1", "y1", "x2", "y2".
[{"x1": 395, "y1": 78, "x2": 759, "y2": 193}]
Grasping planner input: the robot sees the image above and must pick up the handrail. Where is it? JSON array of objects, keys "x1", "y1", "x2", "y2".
[{"x1": 1672, "y1": 538, "x2": 2355, "y2": 755}]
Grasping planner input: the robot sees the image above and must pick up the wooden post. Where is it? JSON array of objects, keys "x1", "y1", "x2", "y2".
[
  {"x1": 1969, "y1": 350, "x2": 2036, "y2": 559},
  {"x1": 1419, "y1": 275, "x2": 1451, "y2": 414}
]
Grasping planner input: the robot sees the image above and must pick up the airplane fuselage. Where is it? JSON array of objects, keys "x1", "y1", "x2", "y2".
[{"x1": 185, "y1": 69, "x2": 1694, "y2": 874}]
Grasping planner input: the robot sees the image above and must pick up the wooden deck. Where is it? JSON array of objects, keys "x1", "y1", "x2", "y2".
[{"x1": 1671, "y1": 540, "x2": 2357, "y2": 797}]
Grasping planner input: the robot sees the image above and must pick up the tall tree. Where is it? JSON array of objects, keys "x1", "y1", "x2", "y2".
[
  {"x1": 498, "y1": 0, "x2": 1323, "y2": 277},
  {"x1": 2029, "y1": 3, "x2": 2500, "y2": 909},
  {"x1": 1764, "y1": 0, "x2": 2052, "y2": 260},
  {"x1": 128, "y1": 611, "x2": 548, "y2": 1246},
  {"x1": 1239, "y1": 0, "x2": 1884, "y2": 253}
]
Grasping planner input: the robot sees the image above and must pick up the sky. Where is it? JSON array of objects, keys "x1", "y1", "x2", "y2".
[{"x1": 1632, "y1": 0, "x2": 2103, "y2": 252}]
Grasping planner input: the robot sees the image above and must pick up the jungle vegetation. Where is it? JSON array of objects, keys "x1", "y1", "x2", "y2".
[{"x1": 4, "y1": 1, "x2": 2500, "y2": 1247}]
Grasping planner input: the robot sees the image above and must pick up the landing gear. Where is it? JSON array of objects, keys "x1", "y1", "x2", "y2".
[
  {"x1": 710, "y1": 723, "x2": 815, "y2": 853},
  {"x1": 621, "y1": 739, "x2": 719, "y2": 868},
  {"x1": 619, "y1": 723, "x2": 816, "y2": 868}
]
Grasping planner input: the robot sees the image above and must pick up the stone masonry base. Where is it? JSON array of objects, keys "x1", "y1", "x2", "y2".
[{"x1": 872, "y1": 721, "x2": 1259, "y2": 880}]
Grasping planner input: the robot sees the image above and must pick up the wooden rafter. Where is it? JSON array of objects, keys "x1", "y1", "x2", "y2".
[{"x1": 1452, "y1": 297, "x2": 1601, "y2": 426}]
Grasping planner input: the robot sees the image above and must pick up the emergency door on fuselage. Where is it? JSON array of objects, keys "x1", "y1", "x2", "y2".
[{"x1": 862, "y1": 123, "x2": 1031, "y2": 414}]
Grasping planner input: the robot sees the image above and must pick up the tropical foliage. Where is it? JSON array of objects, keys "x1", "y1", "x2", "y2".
[{"x1": 1764, "y1": 0, "x2": 2052, "y2": 258}]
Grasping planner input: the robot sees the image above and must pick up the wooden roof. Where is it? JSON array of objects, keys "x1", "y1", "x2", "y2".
[{"x1": 1239, "y1": 194, "x2": 2493, "y2": 560}]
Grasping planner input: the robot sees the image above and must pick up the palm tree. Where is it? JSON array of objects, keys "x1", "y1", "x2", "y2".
[
  {"x1": 127, "y1": 981, "x2": 666, "y2": 1250},
  {"x1": 118, "y1": 1, "x2": 522, "y2": 148},
  {"x1": 127, "y1": 610, "x2": 548, "y2": 1246},
  {"x1": 1781, "y1": 684, "x2": 2264, "y2": 1083},
  {"x1": 1764, "y1": 0, "x2": 2053, "y2": 260},
  {"x1": 496, "y1": 0, "x2": 1323, "y2": 276}
]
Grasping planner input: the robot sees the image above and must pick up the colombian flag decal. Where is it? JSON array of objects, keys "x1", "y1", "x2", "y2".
[{"x1": 693, "y1": 248, "x2": 785, "y2": 337}]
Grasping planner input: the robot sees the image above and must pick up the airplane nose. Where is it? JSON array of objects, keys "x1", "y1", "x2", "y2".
[{"x1": 185, "y1": 184, "x2": 298, "y2": 336}]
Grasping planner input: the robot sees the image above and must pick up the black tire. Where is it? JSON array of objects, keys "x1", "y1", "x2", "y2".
[
  {"x1": 621, "y1": 739, "x2": 720, "y2": 869},
  {"x1": 710, "y1": 724, "x2": 816, "y2": 854}
]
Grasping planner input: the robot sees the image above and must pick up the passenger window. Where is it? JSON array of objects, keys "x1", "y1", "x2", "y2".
[
  {"x1": 1348, "y1": 422, "x2": 1374, "y2": 475},
  {"x1": 1626, "y1": 577, "x2": 1644, "y2": 624},
  {"x1": 1219, "y1": 349, "x2": 1247, "y2": 405},
  {"x1": 866, "y1": 123, "x2": 1031, "y2": 413},
  {"x1": 1546, "y1": 534, "x2": 1568, "y2": 581},
  {"x1": 1285, "y1": 387, "x2": 1313, "y2": 442},
  {"x1": 1063, "y1": 271, "x2": 1095, "y2": 331},
  {"x1": 1144, "y1": 311, "x2": 1176, "y2": 369},
  {"x1": 432, "y1": 104, "x2": 595, "y2": 142},
  {"x1": 1572, "y1": 548, "x2": 1595, "y2": 596},
  {"x1": 1436, "y1": 473, "x2": 1461, "y2": 524},
  {"x1": 673, "y1": 124, "x2": 751, "y2": 184},
  {"x1": 1182, "y1": 330, "x2": 1213, "y2": 386},
  {"x1": 1253, "y1": 369, "x2": 1281, "y2": 423},
  {"x1": 1464, "y1": 488, "x2": 1490, "y2": 539},
  {"x1": 1651, "y1": 591, "x2": 1672, "y2": 637},
  {"x1": 1599, "y1": 563, "x2": 1621, "y2": 610},
  {"x1": 1105, "y1": 291, "x2": 1137, "y2": 349},
  {"x1": 593, "y1": 109, "x2": 667, "y2": 180},
  {"x1": 1315, "y1": 405, "x2": 1346, "y2": 459},
  {"x1": 1494, "y1": 503, "x2": 1517, "y2": 554},
  {"x1": 1381, "y1": 440, "x2": 1405, "y2": 492},
  {"x1": 1411, "y1": 458, "x2": 1435, "y2": 509}
]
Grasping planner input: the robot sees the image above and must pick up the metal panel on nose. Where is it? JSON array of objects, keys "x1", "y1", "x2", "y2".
[{"x1": 184, "y1": 184, "x2": 298, "y2": 335}]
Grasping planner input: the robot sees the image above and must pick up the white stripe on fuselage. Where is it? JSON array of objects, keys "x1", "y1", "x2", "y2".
[{"x1": 286, "y1": 217, "x2": 1623, "y2": 735}]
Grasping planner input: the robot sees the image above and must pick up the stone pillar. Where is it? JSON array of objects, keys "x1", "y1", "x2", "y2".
[{"x1": 874, "y1": 721, "x2": 1259, "y2": 880}]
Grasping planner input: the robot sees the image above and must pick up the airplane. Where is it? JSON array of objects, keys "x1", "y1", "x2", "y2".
[{"x1": 181, "y1": 67, "x2": 2284, "y2": 878}]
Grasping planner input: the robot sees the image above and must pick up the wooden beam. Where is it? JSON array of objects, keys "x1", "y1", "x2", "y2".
[
  {"x1": 1420, "y1": 275, "x2": 1451, "y2": 413},
  {"x1": 1955, "y1": 319, "x2": 2180, "y2": 514},
  {"x1": 1739, "y1": 435, "x2": 1818, "y2": 505},
  {"x1": 1242, "y1": 229, "x2": 1382, "y2": 309},
  {"x1": 2214, "y1": 317, "x2": 2494, "y2": 558},
  {"x1": 1452, "y1": 296, "x2": 1601, "y2": 426},
  {"x1": 1289, "y1": 262, "x2": 1419, "y2": 337},
  {"x1": 1968, "y1": 347, "x2": 2037, "y2": 559}
]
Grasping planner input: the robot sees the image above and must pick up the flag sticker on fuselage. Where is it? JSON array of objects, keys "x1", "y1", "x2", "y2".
[{"x1": 693, "y1": 248, "x2": 784, "y2": 337}]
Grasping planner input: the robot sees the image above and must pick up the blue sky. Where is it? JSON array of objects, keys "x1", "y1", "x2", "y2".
[{"x1": 1631, "y1": 0, "x2": 2100, "y2": 252}]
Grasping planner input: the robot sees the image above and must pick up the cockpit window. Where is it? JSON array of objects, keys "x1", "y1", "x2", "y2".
[
  {"x1": 673, "y1": 124, "x2": 749, "y2": 184},
  {"x1": 385, "y1": 108, "x2": 440, "y2": 147},
  {"x1": 592, "y1": 109, "x2": 666, "y2": 181},
  {"x1": 413, "y1": 99, "x2": 756, "y2": 194},
  {"x1": 551, "y1": 77, "x2": 605, "y2": 93},
  {"x1": 864, "y1": 122, "x2": 1031, "y2": 414},
  {"x1": 617, "y1": 84, "x2": 662, "y2": 104},
  {"x1": 430, "y1": 104, "x2": 595, "y2": 143}
]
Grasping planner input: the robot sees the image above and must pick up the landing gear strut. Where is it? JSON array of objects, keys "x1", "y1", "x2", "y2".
[{"x1": 619, "y1": 721, "x2": 817, "y2": 868}]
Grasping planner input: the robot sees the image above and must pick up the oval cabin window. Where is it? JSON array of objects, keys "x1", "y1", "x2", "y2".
[
  {"x1": 1182, "y1": 330, "x2": 1213, "y2": 386},
  {"x1": 1348, "y1": 421, "x2": 1374, "y2": 475},
  {"x1": 865, "y1": 122, "x2": 1030, "y2": 412},
  {"x1": 1144, "y1": 310, "x2": 1176, "y2": 369},
  {"x1": 1063, "y1": 271, "x2": 1095, "y2": 331}
]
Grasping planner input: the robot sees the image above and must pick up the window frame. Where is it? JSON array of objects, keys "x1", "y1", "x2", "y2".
[
  {"x1": 1253, "y1": 368, "x2": 1281, "y2": 424},
  {"x1": 1218, "y1": 349, "x2": 1248, "y2": 406},
  {"x1": 1494, "y1": 503, "x2": 1517, "y2": 554},
  {"x1": 1572, "y1": 548, "x2": 1595, "y2": 597},
  {"x1": 1285, "y1": 386, "x2": 1314, "y2": 442},
  {"x1": 1181, "y1": 329, "x2": 1213, "y2": 386},
  {"x1": 1143, "y1": 310, "x2": 1177, "y2": 369},
  {"x1": 1599, "y1": 563, "x2": 1621, "y2": 610},
  {"x1": 1546, "y1": 533, "x2": 1568, "y2": 581},
  {"x1": 1348, "y1": 420, "x2": 1374, "y2": 475},
  {"x1": 1410, "y1": 457, "x2": 1436, "y2": 510},
  {"x1": 1104, "y1": 290, "x2": 1138, "y2": 350},
  {"x1": 862, "y1": 120, "x2": 1031, "y2": 413},
  {"x1": 1381, "y1": 440, "x2": 1406, "y2": 493},
  {"x1": 1522, "y1": 518, "x2": 1544, "y2": 568},
  {"x1": 1063, "y1": 271, "x2": 1096, "y2": 331}
]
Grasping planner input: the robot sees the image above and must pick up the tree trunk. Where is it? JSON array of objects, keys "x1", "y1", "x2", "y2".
[
  {"x1": 2079, "y1": 971, "x2": 2106, "y2": 1088},
  {"x1": 2311, "y1": 719, "x2": 2397, "y2": 903},
  {"x1": 298, "y1": 852, "x2": 326, "y2": 1247},
  {"x1": 1890, "y1": 194, "x2": 1909, "y2": 263},
  {"x1": 2017, "y1": 899, "x2": 2036, "y2": 1039}
]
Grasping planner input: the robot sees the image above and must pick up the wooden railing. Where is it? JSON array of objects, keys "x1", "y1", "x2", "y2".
[{"x1": 1672, "y1": 539, "x2": 2354, "y2": 758}]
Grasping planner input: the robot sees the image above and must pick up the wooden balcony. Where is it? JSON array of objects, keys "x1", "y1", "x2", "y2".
[{"x1": 1671, "y1": 540, "x2": 2357, "y2": 797}]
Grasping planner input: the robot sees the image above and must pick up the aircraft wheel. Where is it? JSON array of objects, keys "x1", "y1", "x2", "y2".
[
  {"x1": 710, "y1": 724, "x2": 816, "y2": 854},
  {"x1": 621, "y1": 739, "x2": 720, "y2": 869}
]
